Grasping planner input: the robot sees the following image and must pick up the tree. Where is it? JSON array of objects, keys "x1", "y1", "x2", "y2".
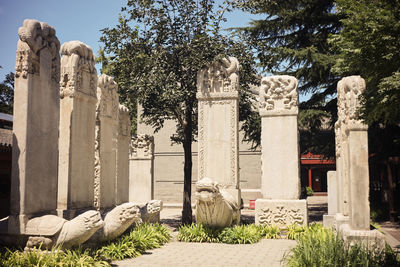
[
  {"x1": 234, "y1": 0, "x2": 342, "y2": 156},
  {"x1": 0, "y1": 70, "x2": 14, "y2": 114},
  {"x1": 99, "y1": 0, "x2": 257, "y2": 223},
  {"x1": 330, "y1": 0, "x2": 400, "y2": 221}
]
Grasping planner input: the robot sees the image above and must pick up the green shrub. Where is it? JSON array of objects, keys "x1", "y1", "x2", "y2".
[
  {"x1": 258, "y1": 224, "x2": 281, "y2": 239},
  {"x1": 286, "y1": 224, "x2": 306, "y2": 240},
  {"x1": 219, "y1": 224, "x2": 262, "y2": 244},
  {"x1": 0, "y1": 247, "x2": 110, "y2": 267},
  {"x1": 306, "y1": 186, "x2": 313, "y2": 196},
  {"x1": 178, "y1": 223, "x2": 222, "y2": 243},
  {"x1": 284, "y1": 226, "x2": 400, "y2": 267},
  {"x1": 0, "y1": 223, "x2": 171, "y2": 265}
]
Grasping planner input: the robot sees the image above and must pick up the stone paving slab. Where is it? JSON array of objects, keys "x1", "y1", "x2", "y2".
[{"x1": 113, "y1": 239, "x2": 296, "y2": 267}]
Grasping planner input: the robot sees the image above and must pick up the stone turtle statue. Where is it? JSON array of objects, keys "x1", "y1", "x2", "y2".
[
  {"x1": 86, "y1": 202, "x2": 141, "y2": 244},
  {"x1": 195, "y1": 177, "x2": 240, "y2": 228},
  {"x1": 24, "y1": 210, "x2": 103, "y2": 250}
]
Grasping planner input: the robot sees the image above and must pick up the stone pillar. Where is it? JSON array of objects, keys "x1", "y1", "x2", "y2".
[
  {"x1": 129, "y1": 134, "x2": 154, "y2": 203},
  {"x1": 196, "y1": 56, "x2": 241, "y2": 207},
  {"x1": 337, "y1": 76, "x2": 384, "y2": 246},
  {"x1": 57, "y1": 41, "x2": 98, "y2": 219},
  {"x1": 116, "y1": 104, "x2": 131, "y2": 204},
  {"x1": 323, "y1": 171, "x2": 337, "y2": 227},
  {"x1": 94, "y1": 74, "x2": 119, "y2": 211},
  {"x1": 255, "y1": 75, "x2": 307, "y2": 227},
  {"x1": 9, "y1": 19, "x2": 60, "y2": 234}
]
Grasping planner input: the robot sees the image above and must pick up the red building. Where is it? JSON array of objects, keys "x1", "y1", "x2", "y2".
[{"x1": 300, "y1": 152, "x2": 336, "y2": 194}]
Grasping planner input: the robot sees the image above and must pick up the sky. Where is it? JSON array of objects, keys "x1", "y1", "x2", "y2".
[{"x1": 0, "y1": 0, "x2": 310, "y2": 101}]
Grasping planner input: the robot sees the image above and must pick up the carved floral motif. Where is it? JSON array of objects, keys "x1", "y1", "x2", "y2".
[
  {"x1": 59, "y1": 41, "x2": 97, "y2": 98},
  {"x1": 130, "y1": 135, "x2": 154, "y2": 159},
  {"x1": 15, "y1": 19, "x2": 60, "y2": 82},
  {"x1": 258, "y1": 205, "x2": 305, "y2": 226},
  {"x1": 259, "y1": 75, "x2": 298, "y2": 111}
]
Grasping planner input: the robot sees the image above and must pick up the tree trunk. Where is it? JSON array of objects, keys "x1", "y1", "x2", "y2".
[{"x1": 181, "y1": 102, "x2": 193, "y2": 224}]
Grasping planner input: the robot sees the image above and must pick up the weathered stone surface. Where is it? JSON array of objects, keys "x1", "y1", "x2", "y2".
[
  {"x1": 94, "y1": 74, "x2": 119, "y2": 210},
  {"x1": 137, "y1": 200, "x2": 163, "y2": 224},
  {"x1": 195, "y1": 178, "x2": 240, "y2": 228},
  {"x1": 86, "y1": 203, "x2": 140, "y2": 243},
  {"x1": 57, "y1": 41, "x2": 98, "y2": 219},
  {"x1": 116, "y1": 104, "x2": 131, "y2": 205},
  {"x1": 196, "y1": 56, "x2": 241, "y2": 209},
  {"x1": 24, "y1": 210, "x2": 103, "y2": 250},
  {"x1": 255, "y1": 199, "x2": 307, "y2": 227},
  {"x1": 340, "y1": 223, "x2": 385, "y2": 249},
  {"x1": 323, "y1": 171, "x2": 338, "y2": 227},
  {"x1": 129, "y1": 134, "x2": 154, "y2": 203},
  {"x1": 258, "y1": 75, "x2": 300, "y2": 199},
  {"x1": 9, "y1": 19, "x2": 60, "y2": 234}
]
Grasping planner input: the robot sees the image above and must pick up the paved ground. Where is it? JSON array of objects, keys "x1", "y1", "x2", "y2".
[{"x1": 113, "y1": 208, "x2": 296, "y2": 267}]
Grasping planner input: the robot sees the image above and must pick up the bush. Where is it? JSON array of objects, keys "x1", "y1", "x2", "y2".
[
  {"x1": 306, "y1": 186, "x2": 314, "y2": 196},
  {"x1": 0, "y1": 223, "x2": 171, "y2": 266},
  {"x1": 178, "y1": 223, "x2": 222, "y2": 243},
  {"x1": 219, "y1": 224, "x2": 262, "y2": 244},
  {"x1": 258, "y1": 224, "x2": 281, "y2": 239},
  {"x1": 284, "y1": 226, "x2": 400, "y2": 267}
]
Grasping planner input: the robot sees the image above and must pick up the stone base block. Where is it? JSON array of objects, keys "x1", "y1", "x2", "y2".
[
  {"x1": 340, "y1": 223, "x2": 385, "y2": 249},
  {"x1": 323, "y1": 214, "x2": 336, "y2": 228},
  {"x1": 255, "y1": 199, "x2": 307, "y2": 227},
  {"x1": 335, "y1": 213, "x2": 349, "y2": 231}
]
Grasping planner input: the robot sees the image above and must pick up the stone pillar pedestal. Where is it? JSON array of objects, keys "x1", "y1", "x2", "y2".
[
  {"x1": 323, "y1": 171, "x2": 337, "y2": 227},
  {"x1": 116, "y1": 104, "x2": 131, "y2": 204},
  {"x1": 9, "y1": 20, "x2": 60, "y2": 234},
  {"x1": 255, "y1": 75, "x2": 307, "y2": 226},
  {"x1": 57, "y1": 41, "x2": 98, "y2": 219},
  {"x1": 129, "y1": 135, "x2": 154, "y2": 203},
  {"x1": 94, "y1": 74, "x2": 119, "y2": 211}
]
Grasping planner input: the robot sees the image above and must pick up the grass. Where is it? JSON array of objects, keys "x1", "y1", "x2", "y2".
[
  {"x1": 283, "y1": 226, "x2": 400, "y2": 267},
  {"x1": 0, "y1": 223, "x2": 171, "y2": 266}
]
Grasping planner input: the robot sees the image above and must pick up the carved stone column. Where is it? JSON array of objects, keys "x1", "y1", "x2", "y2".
[
  {"x1": 94, "y1": 74, "x2": 119, "y2": 210},
  {"x1": 196, "y1": 56, "x2": 241, "y2": 216},
  {"x1": 337, "y1": 76, "x2": 384, "y2": 246},
  {"x1": 57, "y1": 41, "x2": 98, "y2": 219},
  {"x1": 255, "y1": 75, "x2": 307, "y2": 227},
  {"x1": 323, "y1": 171, "x2": 338, "y2": 227},
  {"x1": 116, "y1": 104, "x2": 131, "y2": 204},
  {"x1": 9, "y1": 20, "x2": 60, "y2": 234},
  {"x1": 129, "y1": 134, "x2": 154, "y2": 203}
]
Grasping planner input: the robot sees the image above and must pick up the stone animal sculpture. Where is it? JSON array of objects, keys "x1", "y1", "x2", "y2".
[
  {"x1": 24, "y1": 210, "x2": 103, "y2": 250},
  {"x1": 86, "y1": 202, "x2": 141, "y2": 244},
  {"x1": 195, "y1": 177, "x2": 240, "y2": 228},
  {"x1": 137, "y1": 200, "x2": 163, "y2": 223}
]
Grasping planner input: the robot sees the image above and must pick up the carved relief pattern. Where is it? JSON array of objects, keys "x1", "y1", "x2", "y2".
[
  {"x1": 130, "y1": 135, "x2": 154, "y2": 158},
  {"x1": 337, "y1": 76, "x2": 366, "y2": 127},
  {"x1": 15, "y1": 19, "x2": 60, "y2": 82},
  {"x1": 197, "y1": 57, "x2": 239, "y2": 94},
  {"x1": 93, "y1": 122, "x2": 101, "y2": 210},
  {"x1": 198, "y1": 101, "x2": 205, "y2": 178},
  {"x1": 59, "y1": 41, "x2": 97, "y2": 98},
  {"x1": 97, "y1": 74, "x2": 119, "y2": 119},
  {"x1": 259, "y1": 75, "x2": 298, "y2": 111},
  {"x1": 230, "y1": 102, "x2": 237, "y2": 186},
  {"x1": 258, "y1": 206, "x2": 305, "y2": 226},
  {"x1": 118, "y1": 104, "x2": 130, "y2": 137}
]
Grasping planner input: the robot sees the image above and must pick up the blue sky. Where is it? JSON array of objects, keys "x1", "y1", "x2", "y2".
[{"x1": 0, "y1": 1, "x2": 310, "y2": 101}]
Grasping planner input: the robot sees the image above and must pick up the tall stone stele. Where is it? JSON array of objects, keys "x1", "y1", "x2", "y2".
[
  {"x1": 336, "y1": 76, "x2": 384, "y2": 245},
  {"x1": 323, "y1": 171, "x2": 338, "y2": 227},
  {"x1": 9, "y1": 19, "x2": 60, "y2": 234},
  {"x1": 57, "y1": 41, "x2": 98, "y2": 219},
  {"x1": 129, "y1": 134, "x2": 155, "y2": 203},
  {"x1": 116, "y1": 104, "x2": 131, "y2": 204},
  {"x1": 94, "y1": 74, "x2": 119, "y2": 211},
  {"x1": 196, "y1": 56, "x2": 241, "y2": 227},
  {"x1": 255, "y1": 75, "x2": 307, "y2": 227}
]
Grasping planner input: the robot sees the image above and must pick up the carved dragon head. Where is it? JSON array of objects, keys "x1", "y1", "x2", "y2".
[
  {"x1": 146, "y1": 200, "x2": 162, "y2": 214},
  {"x1": 118, "y1": 203, "x2": 141, "y2": 223},
  {"x1": 195, "y1": 177, "x2": 221, "y2": 203}
]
